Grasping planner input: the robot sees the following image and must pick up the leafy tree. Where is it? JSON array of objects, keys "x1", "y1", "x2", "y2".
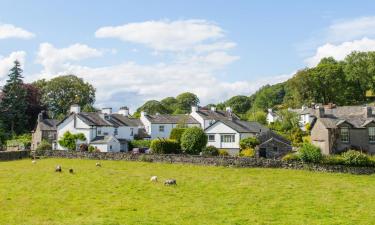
[
  {"x1": 0, "y1": 61, "x2": 28, "y2": 135},
  {"x1": 161, "y1": 97, "x2": 178, "y2": 113},
  {"x1": 247, "y1": 111, "x2": 267, "y2": 125},
  {"x1": 250, "y1": 83, "x2": 285, "y2": 111},
  {"x1": 58, "y1": 131, "x2": 86, "y2": 150},
  {"x1": 37, "y1": 75, "x2": 95, "y2": 117},
  {"x1": 180, "y1": 127, "x2": 207, "y2": 154},
  {"x1": 239, "y1": 137, "x2": 260, "y2": 150},
  {"x1": 24, "y1": 83, "x2": 45, "y2": 131},
  {"x1": 176, "y1": 92, "x2": 199, "y2": 113},
  {"x1": 224, "y1": 95, "x2": 251, "y2": 114},
  {"x1": 137, "y1": 100, "x2": 170, "y2": 114},
  {"x1": 82, "y1": 104, "x2": 98, "y2": 112},
  {"x1": 169, "y1": 127, "x2": 187, "y2": 143}
]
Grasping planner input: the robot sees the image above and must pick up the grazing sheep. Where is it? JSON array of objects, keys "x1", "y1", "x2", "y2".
[
  {"x1": 96, "y1": 162, "x2": 101, "y2": 167},
  {"x1": 150, "y1": 176, "x2": 158, "y2": 182},
  {"x1": 55, "y1": 165, "x2": 62, "y2": 172},
  {"x1": 69, "y1": 168, "x2": 74, "y2": 174},
  {"x1": 164, "y1": 179, "x2": 177, "y2": 185},
  {"x1": 32, "y1": 160, "x2": 36, "y2": 164}
]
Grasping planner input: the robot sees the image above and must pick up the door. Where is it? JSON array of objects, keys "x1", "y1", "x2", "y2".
[{"x1": 259, "y1": 148, "x2": 267, "y2": 158}]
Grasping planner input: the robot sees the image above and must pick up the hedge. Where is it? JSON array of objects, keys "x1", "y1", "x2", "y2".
[{"x1": 150, "y1": 139, "x2": 181, "y2": 154}]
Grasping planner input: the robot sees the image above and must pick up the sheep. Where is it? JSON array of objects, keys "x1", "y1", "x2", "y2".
[
  {"x1": 69, "y1": 168, "x2": 74, "y2": 174},
  {"x1": 150, "y1": 176, "x2": 158, "y2": 182},
  {"x1": 32, "y1": 160, "x2": 36, "y2": 164},
  {"x1": 164, "y1": 179, "x2": 177, "y2": 186},
  {"x1": 55, "y1": 165, "x2": 62, "y2": 172},
  {"x1": 96, "y1": 162, "x2": 101, "y2": 167}
]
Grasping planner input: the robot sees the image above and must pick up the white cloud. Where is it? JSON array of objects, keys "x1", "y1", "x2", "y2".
[
  {"x1": 36, "y1": 43, "x2": 103, "y2": 74},
  {"x1": 305, "y1": 37, "x2": 375, "y2": 66},
  {"x1": 0, "y1": 23, "x2": 35, "y2": 39},
  {"x1": 328, "y1": 16, "x2": 375, "y2": 42},
  {"x1": 95, "y1": 20, "x2": 232, "y2": 52},
  {"x1": 0, "y1": 51, "x2": 26, "y2": 80}
]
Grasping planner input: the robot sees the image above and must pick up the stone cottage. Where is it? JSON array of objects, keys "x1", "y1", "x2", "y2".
[{"x1": 31, "y1": 111, "x2": 59, "y2": 150}]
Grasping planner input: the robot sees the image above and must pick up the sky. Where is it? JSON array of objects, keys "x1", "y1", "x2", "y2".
[{"x1": 1, "y1": 0, "x2": 375, "y2": 111}]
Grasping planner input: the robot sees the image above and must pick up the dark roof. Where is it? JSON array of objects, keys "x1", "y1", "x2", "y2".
[
  {"x1": 39, "y1": 119, "x2": 59, "y2": 131},
  {"x1": 109, "y1": 114, "x2": 142, "y2": 127},
  {"x1": 144, "y1": 114, "x2": 199, "y2": 124},
  {"x1": 90, "y1": 136, "x2": 116, "y2": 144},
  {"x1": 58, "y1": 112, "x2": 141, "y2": 127},
  {"x1": 289, "y1": 108, "x2": 316, "y2": 115},
  {"x1": 77, "y1": 112, "x2": 112, "y2": 126},
  {"x1": 196, "y1": 109, "x2": 239, "y2": 120},
  {"x1": 317, "y1": 106, "x2": 375, "y2": 128}
]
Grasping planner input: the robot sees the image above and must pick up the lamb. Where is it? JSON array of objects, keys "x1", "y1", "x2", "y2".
[
  {"x1": 32, "y1": 160, "x2": 36, "y2": 164},
  {"x1": 164, "y1": 179, "x2": 177, "y2": 186},
  {"x1": 96, "y1": 162, "x2": 101, "y2": 167},
  {"x1": 150, "y1": 176, "x2": 158, "y2": 182},
  {"x1": 55, "y1": 165, "x2": 62, "y2": 172},
  {"x1": 69, "y1": 168, "x2": 74, "y2": 174}
]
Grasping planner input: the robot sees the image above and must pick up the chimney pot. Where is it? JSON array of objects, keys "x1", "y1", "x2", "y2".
[
  {"x1": 70, "y1": 104, "x2": 81, "y2": 114},
  {"x1": 210, "y1": 106, "x2": 216, "y2": 112},
  {"x1": 101, "y1": 107, "x2": 112, "y2": 114}
]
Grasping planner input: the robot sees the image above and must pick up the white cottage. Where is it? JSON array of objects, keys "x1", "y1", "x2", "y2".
[
  {"x1": 266, "y1": 108, "x2": 279, "y2": 124},
  {"x1": 57, "y1": 105, "x2": 142, "y2": 152}
]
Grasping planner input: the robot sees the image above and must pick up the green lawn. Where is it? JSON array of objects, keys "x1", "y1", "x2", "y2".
[{"x1": 1, "y1": 159, "x2": 375, "y2": 225}]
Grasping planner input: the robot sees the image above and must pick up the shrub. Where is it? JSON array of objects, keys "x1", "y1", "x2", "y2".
[
  {"x1": 341, "y1": 150, "x2": 373, "y2": 167},
  {"x1": 239, "y1": 137, "x2": 260, "y2": 150},
  {"x1": 180, "y1": 127, "x2": 208, "y2": 155},
  {"x1": 321, "y1": 155, "x2": 345, "y2": 165},
  {"x1": 150, "y1": 139, "x2": 181, "y2": 154},
  {"x1": 79, "y1": 144, "x2": 88, "y2": 151},
  {"x1": 282, "y1": 153, "x2": 300, "y2": 162},
  {"x1": 35, "y1": 140, "x2": 52, "y2": 153},
  {"x1": 218, "y1": 149, "x2": 229, "y2": 156},
  {"x1": 139, "y1": 154, "x2": 153, "y2": 162},
  {"x1": 6, "y1": 133, "x2": 32, "y2": 150},
  {"x1": 298, "y1": 143, "x2": 322, "y2": 163},
  {"x1": 88, "y1": 145, "x2": 95, "y2": 153},
  {"x1": 129, "y1": 140, "x2": 152, "y2": 150},
  {"x1": 169, "y1": 128, "x2": 187, "y2": 143},
  {"x1": 58, "y1": 131, "x2": 86, "y2": 151},
  {"x1": 239, "y1": 148, "x2": 255, "y2": 157},
  {"x1": 202, "y1": 145, "x2": 219, "y2": 156}
]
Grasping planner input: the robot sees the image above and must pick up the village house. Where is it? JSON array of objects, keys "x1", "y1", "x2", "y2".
[
  {"x1": 311, "y1": 106, "x2": 375, "y2": 155},
  {"x1": 57, "y1": 105, "x2": 142, "y2": 152},
  {"x1": 289, "y1": 105, "x2": 316, "y2": 130},
  {"x1": 31, "y1": 111, "x2": 59, "y2": 150},
  {"x1": 266, "y1": 108, "x2": 279, "y2": 124}
]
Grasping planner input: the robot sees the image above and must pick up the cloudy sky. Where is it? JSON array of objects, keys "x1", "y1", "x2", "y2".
[{"x1": 1, "y1": 0, "x2": 375, "y2": 111}]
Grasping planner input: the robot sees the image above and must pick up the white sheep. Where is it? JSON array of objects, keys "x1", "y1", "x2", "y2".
[
  {"x1": 150, "y1": 176, "x2": 158, "y2": 182},
  {"x1": 96, "y1": 162, "x2": 101, "y2": 167},
  {"x1": 55, "y1": 165, "x2": 62, "y2": 172},
  {"x1": 32, "y1": 160, "x2": 36, "y2": 164}
]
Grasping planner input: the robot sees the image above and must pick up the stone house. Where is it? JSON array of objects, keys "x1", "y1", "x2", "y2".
[
  {"x1": 311, "y1": 106, "x2": 375, "y2": 155},
  {"x1": 31, "y1": 111, "x2": 59, "y2": 150}
]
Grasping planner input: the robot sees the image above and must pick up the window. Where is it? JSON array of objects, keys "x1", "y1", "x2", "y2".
[
  {"x1": 273, "y1": 147, "x2": 278, "y2": 152},
  {"x1": 221, "y1": 135, "x2": 235, "y2": 143},
  {"x1": 130, "y1": 128, "x2": 134, "y2": 136},
  {"x1": 340, "y1": 127, "x2": 349, "y2": 143},
  {"x1": 159, "y1": 125, "x2": 165, "y2": 132},
  {"x1": 97, "y1": 128, "x2": 102, "y2": 136},
  {"x1": 369, "y1": 127, "x2": 375, "y2": 143},
  {"x1": 208, "y1": 134, "x2": 215, "y2": 142},
  {"x1": 109, "y1": 145, "x2": 112, "y2": 150},
  {"x1": 114, "y1": 128, "x2": 118, "y2": 135}
]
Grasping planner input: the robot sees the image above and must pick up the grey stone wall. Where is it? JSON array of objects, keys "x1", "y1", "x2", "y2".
[
  {"x1": 36, "y1": 150, "x2": 375, "y2": 175},
  {"x1": 0, "y1": 150, "x2": 30, "y2": 161}
]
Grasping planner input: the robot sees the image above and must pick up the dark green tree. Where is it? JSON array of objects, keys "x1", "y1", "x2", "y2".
[
  {"x1": 136, "y1": 100, "x2": 170, "y2": 114},
  {"x1": 176, "y1": 92, "x2": 200, "y2": 113},
  {"x1": 0, "y1": 61, "x2": 28, "y2": 135},
  {"x1": 224, "y1": 95, "x2": 251, "y2": 114}
]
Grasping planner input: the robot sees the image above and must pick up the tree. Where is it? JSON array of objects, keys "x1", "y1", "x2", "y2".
[
  {"x1": 180, "y1": 127, "x2": 207, "y2": 154},
  {"x1": 239, "y1": 137, "x2": 260, "y2": 150},
  {"x1": 224, "y1": 95, "x2": 251, "y2": 114},
  {"x1": 176, "y1": 92, "x2": 199, "y2": 113},
  {"x1": 38, "y1": 75, "x2": 95, "y2": 117},
  {"x1": 247, "y1": 111, "x2": 267, "y2": 125},
  {"x1": 0, "y1": 61, "x2": 28, "y2": 135},
  {"x1": 58, "y1": 131, "x2": 86, "y2": 150},
  {"x1": 169, "y1": 127, "x2": 187, "y2": 143},
  {"x1": 250, "y1": 83, "x2": 286, "y2": 111},
  {"x1": 161, "y1": 97, "x2": 178, "y2": 113},
  {"x1": 82, "y1": 104, "x2": 98, "y2": 112},
  {"x1": 136, "y1": 100, "x2": 170, "y2": 114},
  {"x1": 24, "y1": 84, "x2": 45, "y2": 131}
]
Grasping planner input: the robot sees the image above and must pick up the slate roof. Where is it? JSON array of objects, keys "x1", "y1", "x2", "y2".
[
  {"x1": 196, "y1": 108, "x2": 239, "y2": 120},
  {"x1": 289, "y1": 108, "x2": 316, "y2": 115},
  {"x1": 90, "y1": 136, "x2": 116, "y2": 144},
  {"x1": 144, "y1": 114, "x2": 200, "y2": 124},
  {"x1": 39, "y1": 119, "x2": 59, "y2": 131},
  {"x1": 109, "y1": 114, "x2": 142, "y2": 127},
  {"x1": 317, "y1": 106, "x2": 375, "y2": 128},
  {"x1": 77, "y1": 112, "x2": 112, "y2": 126}
]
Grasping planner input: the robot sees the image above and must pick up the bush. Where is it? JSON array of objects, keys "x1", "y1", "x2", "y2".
[
  {"x1": 298, "y1": 143, "x2": 322, "y2": 163},
  {"x1": 321, "y1": 155, "x2": 345, "y2": 165},
  {"x1": 239, "y1": 137, "x2": 260, "y2": 150},
  {"x1": 239, "y1": 148, "x2": 255, "y2": 157},
  {"x1": 180, "y1": 127, "x2": 208, "y2": 155},
  {"x1": 6, "y1": 133, "x2": 32, "y2": 150},
  {"x1": 202, "y1": 145, "x2": 219, "y2": 156},
  {"x1": 35, "y1": 140, "x2": 52, "y2": 152},
  {"x1": 282, "y1": 153, "x2": 300, "y2": 162},
  {"x1": 218, "y1": 149, "x2": 229, "y2": 156},
  {"x1": 129, "y1": 140, "x2": 152, "y2": 150},
  {"x1": 341, "y1": 150, "x2": 373, "y2": 167},
  {"x1": 150, "y1": 139, "x2": 181, "y2": 154},
  {"x1": 58, "y1": 131, "x2": 86, "y2": 151},
  {"x1": 169, "y1": 128, "x2": 187, "y2": 143},
  {"x1": 79, "y1": 144, "x2": 88, "y2": 151},
  {"x1": 88, "y1": 145, "x2": 95, "y2": 153}
]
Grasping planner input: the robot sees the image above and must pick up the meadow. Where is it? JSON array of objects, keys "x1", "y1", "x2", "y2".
[{"x1": 0, "y1": 158, "x2": 375, "y2": 225}]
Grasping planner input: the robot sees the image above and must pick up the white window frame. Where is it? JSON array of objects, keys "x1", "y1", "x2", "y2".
[
  {"x1": 221, "y1": 134, "x2": 235, "y2": 143},
  {"x1": 369, "y1": 127, "x2": 375, "y2": 143},
  {"x1": 340, "y1": 127, "x2": 349, "y2": 143},
  {"x1": 159, "y1": 125, "x2": 165, "y2": 132},
  {"x1": 208, "y1": 134, "x2": 215, "y2": 142}
]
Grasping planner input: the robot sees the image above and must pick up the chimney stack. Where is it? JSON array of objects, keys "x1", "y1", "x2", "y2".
[
  {"x1": 191, "y1": 106, "x2": 198, "y2": 113},
  {"x1": 210, "y1": 106, "x2": 216, "y2": 112},
  {"x1": 118, "y1": 106, "x2": 129, "y2": 116},
  {"x1": 141, "y1": 111, "x2": 147, "y2": 118},
  {"x1": 365, "y1": 106, "x2": 373, "y2": 118},
  {"x1": 70, "y1": 104, "x2": 81, "y2": 114},
  {"x1": 101, "y1": 107, "x2": 112, "y2": 114}
]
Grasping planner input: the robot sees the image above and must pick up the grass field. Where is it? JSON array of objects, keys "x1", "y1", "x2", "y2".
[{"x1": 1, "y1": 159, "x2": 375, "y2": 225}]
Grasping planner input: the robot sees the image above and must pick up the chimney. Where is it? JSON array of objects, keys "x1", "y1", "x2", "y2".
[
  {"x1": 191, "y1": 106, "x2": 198, "y2": 112},
  {"x1": 315, "y1": 106, "x2": 324, "y2": 118},
  {"x1": 210, "y1": 106, "x2": 216, "y2": 112},
  {"x1": 268, "y1": 108, "x2": 273, "y2": 113},
  {"x1": 365, "y1": 106, "x2": 373, "y2": 118},
  {"x1": 141, "y1": 111, "x2": 147, "y2": 118},
  {"x1": 70, "y1": 104, "x2": 81, "y2": 114},
  {"x1": 38, "y1": 110, "x2": 45, "y2": 122},
  {"x1": 118, "y1": 106, "x2": 129, "y2": 116},
  {"x1": 101, "y1": 107, "x2": 112, "y2": 114}
]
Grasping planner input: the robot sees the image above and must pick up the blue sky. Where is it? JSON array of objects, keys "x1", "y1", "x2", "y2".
[{"x1": 1, "y1": 0, "x2": 375, "y2": 111}]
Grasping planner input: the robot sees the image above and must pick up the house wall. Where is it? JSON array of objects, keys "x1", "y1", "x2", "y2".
[
  {"x1": 266, "y1": 113, "x2": 277, "y2": 124},
  {"x1": 205, "y1": 122, "x2": 240, "y2": 150},
  {"x1": 190, "y1": 111, "x2": 205, "y2": 128},
  {"x1": 116, "y1": 126, "x2": 139, "y2": 140},
  {"x1": 258, "y1": 139, "x2": 292, "y2": 159},
  {"x1": 57, "y1": 115, "x2": 91, "y2": 150},
  {"x1": 335, "y1": 125, "x2": 375, "y2": 154},
  {"x1": 311, "y1": 120, "x2": 331, "y2": 155},
  {"x1": 148, "y1": 123, "x2": 199, "y2": 139},
  {"x1": 31, "y1": 123, "x2": 42, "y2": 150}
]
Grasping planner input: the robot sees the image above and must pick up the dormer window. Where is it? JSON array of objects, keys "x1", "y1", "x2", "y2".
[
  {"x1": 369, "y1": 127, "x2": 375, "y2": 143},
  {"x1": 340, "y1": 127, "x2": 349, "y2": 143}
]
